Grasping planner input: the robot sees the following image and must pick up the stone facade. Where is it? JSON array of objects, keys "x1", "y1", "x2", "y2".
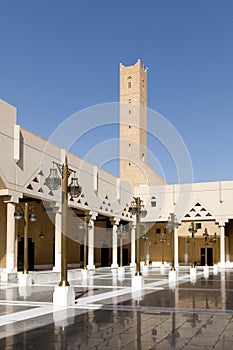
[{"x1": 0, "y1": 60, "x2": 233, "y2": 272}]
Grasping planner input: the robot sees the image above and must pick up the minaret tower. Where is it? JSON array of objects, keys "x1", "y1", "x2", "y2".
[{"x1": 119, "y1": 59, "x2": 165, "y2": 187}]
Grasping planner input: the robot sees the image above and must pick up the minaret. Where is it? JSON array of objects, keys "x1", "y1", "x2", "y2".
[{"x1": 119, "y1": 59, "x2": 165, "y2": 187}]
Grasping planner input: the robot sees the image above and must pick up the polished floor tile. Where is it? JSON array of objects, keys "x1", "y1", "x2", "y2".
[{"x1": 0, "y1": 267, "x2": 233, "y2": 349}]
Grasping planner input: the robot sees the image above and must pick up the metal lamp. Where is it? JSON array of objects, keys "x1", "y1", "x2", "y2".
[
  {"x1": 129, "y1": 196, "x2": 147, "y2": 275},
  {"x1": 44, "y1": 157, "x2": 82, "y2": 287},
  {"x1": 188, "y1": 222, "x2": 197, "y2": 268},
  {"x1": 14, "y1": 203, "x2": 37, "y2": 274},
  {"x1": 44, "y1": 163, "x2": 61, "y2": 191},
  {"x1": 203, "y1": 228, "x2": 209, "y2": 266},
  {"x1": 167, "y1": 213, "x2": 178, "y2": 271},
  {"x1": 68, "y1": 173, "x2": 82, "y2": 199}
]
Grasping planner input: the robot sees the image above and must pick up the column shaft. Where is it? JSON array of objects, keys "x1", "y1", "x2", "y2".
[
  {"x1": 130, "y1": 226, "x2": 136, "y2": 267},
  {"x1": 174, "y1": 227, "x2": 179, "y2": 268},
  {"x1": 53, "y1": 212, "x2": 61, "y2": 272},
  {"x1": 111, "y1": 224, "x2": 118, "y2": 268},
  {"x1": 6, "y1": 203, "x2": 16, "y2": 272},
  {"x1": 220, "y1": 225, "x2": 225, "y2": 267},
  {"x1": 87, "y1": 219, "x2": 95, "y2": 270}
]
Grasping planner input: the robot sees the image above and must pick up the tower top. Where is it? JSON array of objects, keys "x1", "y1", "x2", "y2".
[{"x1": 120, "y1": 58, "x2": 147, "y2": 71}]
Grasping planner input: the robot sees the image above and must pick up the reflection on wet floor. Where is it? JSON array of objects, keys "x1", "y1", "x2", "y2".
[{"x1": 0, "y1": 267, "x2": 233, "y2": 349}]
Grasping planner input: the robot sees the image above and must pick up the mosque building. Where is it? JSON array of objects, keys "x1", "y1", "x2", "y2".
[{"x1": 0, "y1": 59, "x2": 233, "y2": 276}]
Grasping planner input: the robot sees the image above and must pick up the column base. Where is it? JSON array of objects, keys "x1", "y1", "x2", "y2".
[
  {"x1": 118, "y1": 266, "x2": 125, "y2": 276},
  {"x1": 19, "y1": 285, "x2": 32, "y2": 297},
  {"x1": 142, "y1": 265, "x2": 149, "y2": 275},
  {"x1": 218, "y1": 262, "x2": 225, "y2": 268},
  {"x1": 190, "y1": 267, "x2": 197, "y2": 278},
  {"x1": 18, "y1": 273, "x2": 33, "y2": 286},
  {"x1": 169, "y1": 270, "x2": 177, "y2": 281},
  {"x1": 53, "y1": 308, "x2": 75, "y2": 327},
  {"x1": 160, "y1": 264, "x2": 166, "y2": 274},
  {"x1": 132, "y1": 275, "x2": 144, "y2": 290},
  {"x1": 1, "y1": 272, "x2": 9, "y2": 282},
  {"x1": 52, "y1": 266, "x2": 61, "y2": 272},
  {"x1": 132, "y1": 288, "x2": 144, "y2": 301},
  {"x1": 87, "y1": 265, "x2": 95, "y2": 270},
  {"x1": 203, "y1": 265, "x2": 209, "y2": 278},
  {"x1": 130, "y1": 263, "x2": 136, "y2": 268},
  {"x1": 81, "y1": 269, "x2": 89, "y2": 279},
  {"x1": 169, "y1": 279, "x2": 177, "y2": 290},
  {"x1": 53, "y1": 285, "x2": 75, "y2": 307},
  {"x1": 1, "y1": 271, "x2": 17, "y2": 282},
  {"x1": 5, "y1": 267, "x2": 17, "y2": 273},
  {"x1": 111, "y1": 263, "x2": 119, "y2": 269},
  {"x1": 213, "y1": 264, "x2": 218, "y2": 275}
]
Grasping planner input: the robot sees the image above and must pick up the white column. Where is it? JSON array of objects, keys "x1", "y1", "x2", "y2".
[
  {"x1": 130, "y1": 225, "x2": 136, "y2": 267},
  {"x1": 87, "y1": 219, "x2": 95, "y2": 270},
  {"x1": 220, "y1": 225, "x2": 225, "y2": 267},
  {"x1": 221, "y1": 271, "x2": 226, "y2": 310},
  {"x1": 184, "y1": 238, "x2": 188, "y2": 265},
  {"x1": 174, "y1": 227, "x2": 179, "y2": 269},
  {"x1": 6, "y1": 203, "x2": 16, "y2": 272},
  {"x1": 111, "y1": 223, "x2": 118, "y2": 268},
  {"x1": 53, "y1": 211, "x2": 61, "y2": 272}
]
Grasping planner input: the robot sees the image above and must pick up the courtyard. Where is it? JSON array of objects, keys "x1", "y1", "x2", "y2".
[{"x1": 0, "y1": 266, "x2": 233, "y2": 349}]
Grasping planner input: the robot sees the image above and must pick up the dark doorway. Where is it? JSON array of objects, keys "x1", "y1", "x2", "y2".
[
  {"x1": 52, "y1": 237, "x2": 55, "y2": 266},
  {"x1": 18, "y1": 238, "x2": 35, "y2": 271},
  {"x1": 80, "y1": 244, "x2": 89, "y2": 268},
  {"x1": 117, "y1": 247, "x2": 129, "y2": 266},
  {"x1": 200, "y1": 247, "x2": 213, "y2": 266},
  {"x1": 101, "y1": 246, "x2": 110, "y2": 267}
]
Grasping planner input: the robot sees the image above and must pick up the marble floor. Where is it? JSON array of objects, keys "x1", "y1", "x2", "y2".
[{"x1": 0, "y1": 266, "x2": 233, "y2": 349}]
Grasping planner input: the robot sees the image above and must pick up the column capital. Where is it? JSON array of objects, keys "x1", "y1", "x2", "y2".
[
  {"x1": 218, "y1": 221, "x2": 227, "y2": 227},
  {"x1": 110, "y1": 217, "x2": 120, "y2": 226},
  {"x1": 88, "y1": 210, "x2": 97, "y2": 221},
  {"x1": 2, "y1": 190, "x2": 22, "y2": 204}
]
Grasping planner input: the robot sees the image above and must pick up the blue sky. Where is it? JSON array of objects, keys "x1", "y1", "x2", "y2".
[{"x1": 0, "y1": 1, "x2": 232, "y2": 184}]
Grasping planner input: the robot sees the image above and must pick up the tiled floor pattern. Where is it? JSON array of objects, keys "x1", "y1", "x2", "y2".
[{"x1": 0, "y1": 267, "x2": 233, "y2": 349}]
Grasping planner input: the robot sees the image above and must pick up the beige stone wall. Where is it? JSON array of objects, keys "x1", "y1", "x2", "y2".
[
  {"x1": 138, "y1": 221, "x2": 222, "y2": 265},
  {"x1": 16, "y1": 202, "x2": 55, "y2": 266}
]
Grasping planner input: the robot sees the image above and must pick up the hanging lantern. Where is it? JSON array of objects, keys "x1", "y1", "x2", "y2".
[
  {"x1": 129, "y1": 198, "x2": 137, "y2": 215},
  {"x1": 14, "y1": 207, "x2": 23, "y2": 220},
  {"x1": 44, "y1": 165, "x2": 61, "y2": 191},
  {"x1": 68, "y1": 176, "x2": 82, "y2": 199},
  {"x1": 29, "y1": 212, "x2": 38, "y2": 222}
]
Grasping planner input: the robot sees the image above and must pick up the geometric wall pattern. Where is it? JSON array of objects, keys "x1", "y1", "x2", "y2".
[{"x1": 184, "y1": 202, "x2": 213, "y2": 219}]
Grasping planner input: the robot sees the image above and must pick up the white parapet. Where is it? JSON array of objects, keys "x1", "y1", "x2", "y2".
[
  {"x1": 53, "y1": 286, "x2": 75, "y2": 307},
  {"x1": 132, "y1": 275, "x2": 144, "y2": 290}
]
